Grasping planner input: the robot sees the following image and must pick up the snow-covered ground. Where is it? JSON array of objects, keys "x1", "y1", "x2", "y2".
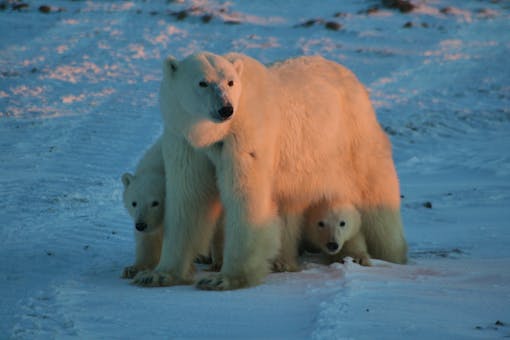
[{"x1": 1, "y1": 0, "x2": 509, "y2": 338}]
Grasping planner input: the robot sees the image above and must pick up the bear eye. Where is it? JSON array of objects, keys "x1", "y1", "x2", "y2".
[
  {"x1": 339, "y1": 221, "x2": 346, "y2": 227},
  {"x1": 151, "y1": 201, "x2": 159, "y2": 207},
  {"x1": 131, "y1": 201, "x2": 137, "y2": 207},
  {"x1": 318, "y1": 221, "x2": 325, "y2": 228},
  {"x1": 199, "y1": 81, "x2": 208, "y2": 88},
  {"x1": 228, "y1": 80, "x2": 234, "y2": 87}
]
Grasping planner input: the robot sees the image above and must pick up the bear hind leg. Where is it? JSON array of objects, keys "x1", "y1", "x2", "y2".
[{"x1": 363, "y1": 208, "x2": 408, "y2": 264}]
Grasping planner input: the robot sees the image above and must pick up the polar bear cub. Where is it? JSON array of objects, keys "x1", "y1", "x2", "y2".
[
  {"x1": 121, "y1": 139, "x2": 165, "y2": 278},
  {"x1": 304, "y1": 202, "x2": 372, "y2": 266},
  {"x1": 121, "y1": 138, "x2": 223, "y2": 278}
]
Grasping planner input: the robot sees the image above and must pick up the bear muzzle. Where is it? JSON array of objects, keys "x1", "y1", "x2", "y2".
[
  {"x1": 135, "y1": 222, "x2": 148, "y2": 232},
  {"x1": 326, "y1": 241, "x2": 339, "y2": 253},
  {"x1": 215, "y1": 105, "x2": 234, "y2": 122}
]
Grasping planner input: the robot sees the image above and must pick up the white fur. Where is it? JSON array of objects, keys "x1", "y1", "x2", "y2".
[
  {"x1": 121, "y1": 139, "x2": 165, "y2": 278},
  {"x1": 121, "y1": 138, "x2": 223, "y2": 279},
  {"x1": 133, "y1": 52, "x2": 407, "y2": 289},
  {"x1": 304, "y1": 202, "x2": 371, "y2": 266}
]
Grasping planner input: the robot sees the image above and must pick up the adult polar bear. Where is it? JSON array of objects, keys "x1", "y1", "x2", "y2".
[{"x1": 133, "y1": 52, "x2": 407, "y2": 290}]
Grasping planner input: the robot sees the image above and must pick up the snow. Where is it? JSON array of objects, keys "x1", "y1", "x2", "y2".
[{"x1": 1, "y1": 0, "x2": 509, "y2": 338}]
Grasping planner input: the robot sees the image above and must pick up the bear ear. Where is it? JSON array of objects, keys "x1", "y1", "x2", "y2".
[
  {"x1": 232, "y1": 59, "x2": 243, "y2": 77},
  {"x1": 163, "y1": 56, "x2": 178, "y2": 75},
  {"x1": 121, "y1": 173, "x2": 134, "y2": 188}
]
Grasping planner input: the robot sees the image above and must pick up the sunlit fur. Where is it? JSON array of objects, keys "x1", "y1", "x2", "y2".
[
  {"x1": 134, "y1": 52, "x2": 407, "y2": 289},
  {"x1": 160, "y1": 53, "x2": 243, "y2": 149}
]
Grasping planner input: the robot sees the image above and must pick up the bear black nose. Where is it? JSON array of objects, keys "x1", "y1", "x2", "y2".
[
  {"x1": 135, "y1": 223, "x2": 147, "y2": 231},
  {"x1": 217, "y1": 105, "x2": 234, "y2": 120},
  {"x1": 326, "y1": 242, "x2": 339, "y2": 252}
]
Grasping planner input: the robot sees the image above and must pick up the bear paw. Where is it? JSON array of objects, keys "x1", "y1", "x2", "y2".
[
  {"x1": 121, "y1": 265, "x2": 141, "y2": 279},
  {"x1": 132, "y1": 270, "x2": 191, "y2": 287},
  {"x1": 196, "y1": 273, "x2": 247, "y2": 291},
  {"x1": 352, "y1": 256, "x2": 372, "y2": 267},
  {"x1": 272, "y1": 259, "x2": 300, "y2": 273}
]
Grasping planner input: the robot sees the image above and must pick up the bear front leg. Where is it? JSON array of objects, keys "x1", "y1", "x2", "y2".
[
  {"x1": 196, "y1": 150, "x2": 282, "y2": 290},
  {"x1": 133, "y1": 141, "x2": 221, "y2": 287},
  {"x1": 272, "y1": 214, "x2": 302, "y2": 272},
  {"x1": 207, "y1": 217, "x2": 224, "y2": 272},
  {"x1": 122, "y1": 229, "x2": 163, "y2": 279},
  {"x1": 196, "y1": 211, "x2": 282, "y2": 290}
]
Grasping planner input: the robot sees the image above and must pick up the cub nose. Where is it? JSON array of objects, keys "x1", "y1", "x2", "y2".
[
  {"x1": 135, "y1": 222, "x2": 148, "y2": 231},
  {"x1": 217, "y1": 105, "x2": 234, "y2": 120},
  {"x1": 326, "y1": 242, "x2": 339, "y2": 252}
]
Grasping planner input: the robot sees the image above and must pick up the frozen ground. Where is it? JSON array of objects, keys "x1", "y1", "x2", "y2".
[{"x1": 1, "y1": 0, "x2": 509, "y2": 338}]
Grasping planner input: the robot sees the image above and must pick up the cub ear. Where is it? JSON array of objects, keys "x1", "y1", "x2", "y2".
[
  {"x1": 121, "y1": 173, "x2": 134, "y2": 188},
  {"x1": 232, "y1": 59, "x2": 243, "y2": 77},
  {"x1": 163, "y1": 56, "x2": 178, "y2": 76}
]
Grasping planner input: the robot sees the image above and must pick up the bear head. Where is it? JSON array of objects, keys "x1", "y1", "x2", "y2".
[
  {"x1": 307, "y1": 204, "x2": 361, "y2": 255},
  {"x1": 159, "y1": 52, "x2": 244, "y2": 148},
  {"x1": 121, "y1": 172, "x2": 165, "y2": 233}
]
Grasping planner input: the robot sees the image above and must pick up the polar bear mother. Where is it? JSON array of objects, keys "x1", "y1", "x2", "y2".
[{"x1": 133, "y1": 52, "x2": 407, "y2": 290}]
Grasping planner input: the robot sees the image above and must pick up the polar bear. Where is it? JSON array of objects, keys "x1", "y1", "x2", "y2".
[
  {"x1": 304, "y1": 202, "x2": 372, "y2": 266},
  {"x1": 133, "y1": 52, "x2": 407, "y2": 290},
  {"x1": 121, "y1": 138, "x2": 223, "y2": 277},
  {"x1": 121, "y1": 139, "x2": 165, "y2": 278}
]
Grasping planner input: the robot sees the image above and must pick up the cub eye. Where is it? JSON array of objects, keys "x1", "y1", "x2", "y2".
[
  {"x1": 151, "y1": 201, "x2": 159, "y2": 207},
  {"x1": 131, "y1": 202, "x2": 137, "y2": 207},
  {"x1": 199, "y1": 81, "x2": 208, "y2": 88},
  {"x1": 339, "y1": 221, "x2": 346, "y2": 227},
  {"x1": 318, "y1": 221, "x2": 325, "y2": 228},
  {"x1": 228, "y1": 80, "x2": 234, "y2": 87}
]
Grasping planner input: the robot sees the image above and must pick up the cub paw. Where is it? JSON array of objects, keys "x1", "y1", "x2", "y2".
[
  {"x1": 352, "y1": 255, "x2": 372, "y2": 267},
  {"x1": 196, "y1": 273, "x2": 247, "y2": 291}
]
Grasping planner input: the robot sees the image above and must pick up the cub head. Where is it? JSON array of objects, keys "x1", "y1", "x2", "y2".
[
  {"x1": 306, "y1": 204, "x2": 361, "y2": 255},
  {"x1": 121, "y1": 172, "x2": 165, "y2": 233},
  {"x1": 159, "y1": 52, "x2": 244, "y2": 148}
]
